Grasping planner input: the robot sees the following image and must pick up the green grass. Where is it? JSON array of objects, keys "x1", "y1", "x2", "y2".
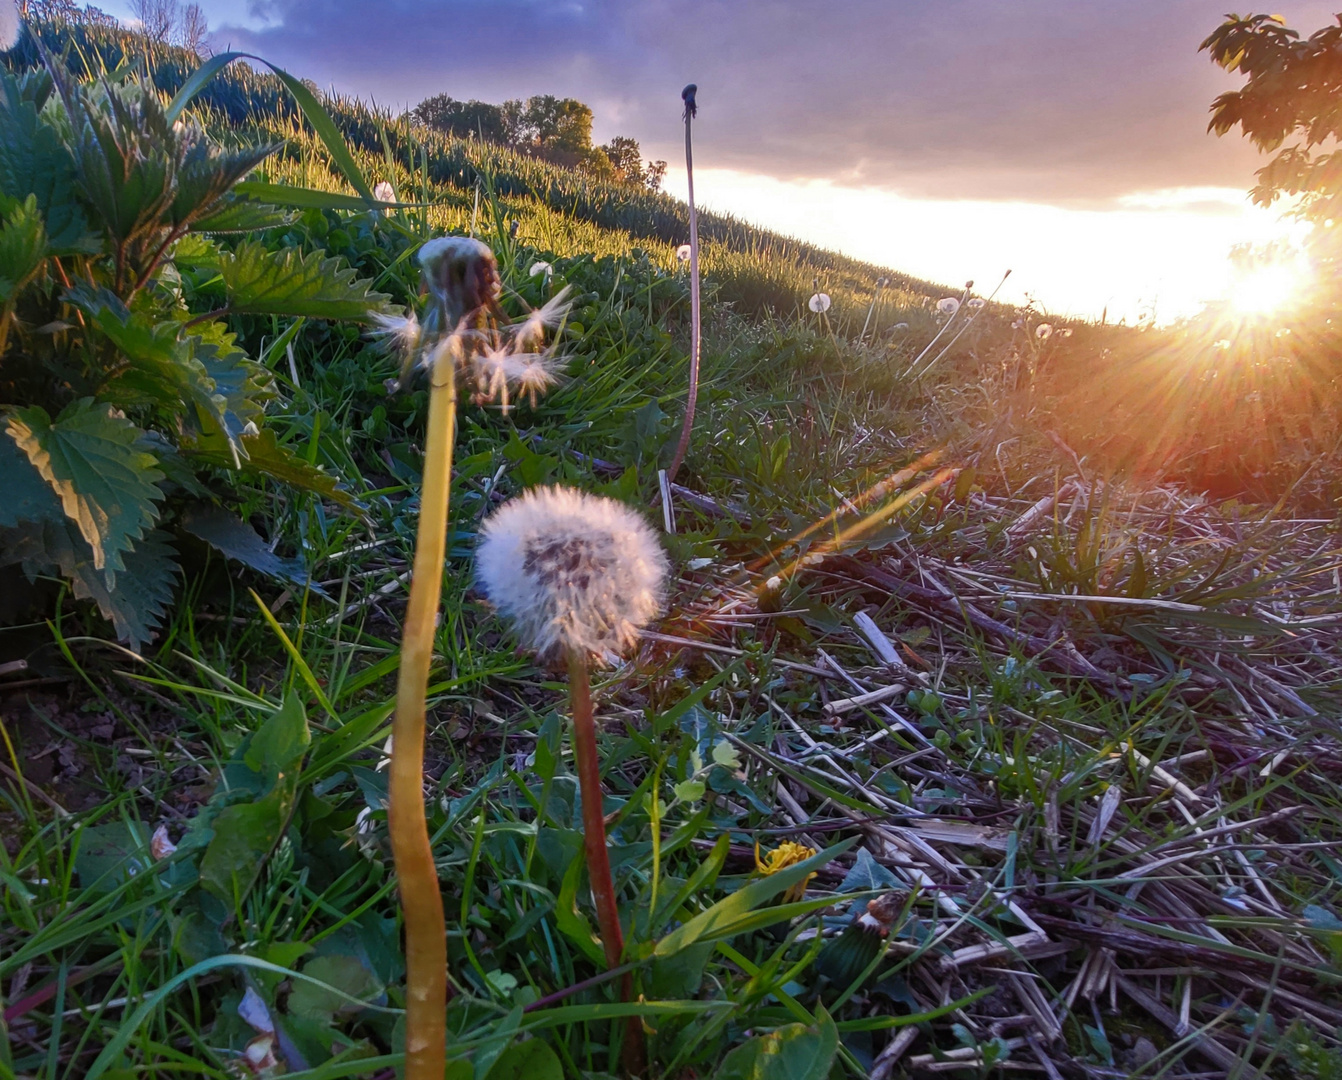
[{"x1": 4, "y1": 15, "x2": 1342, "y2": 1080}]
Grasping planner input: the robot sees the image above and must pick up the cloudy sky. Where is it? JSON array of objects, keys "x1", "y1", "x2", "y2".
[{"x1": 106, "y1": 0, "x2": 1337, "y2": 319}]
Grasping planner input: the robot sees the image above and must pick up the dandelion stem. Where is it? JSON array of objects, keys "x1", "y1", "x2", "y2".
[
  {"x1": 390, "y1": 346, "x2": 456, "y2": 1080},
  {"x1": 901, "y1": 281, "x2": 974, "y2": 379},
  {"x1": 667, "y1": 86, "x2": 701, "y2": 484},
  {"x1": 567, "y1": 648, "x2": 644, "y2": 1075}
]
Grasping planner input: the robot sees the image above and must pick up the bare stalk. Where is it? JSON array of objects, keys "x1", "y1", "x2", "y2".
[
  {"x1": 566, "y1": 648, "x2": 644, "y2": 1075},
  {"x1": 390, "y1": 342, "x2": 456, "y2": 1080},
  {"x1": 667, "y1": 84, "x2": 700, "y2": 484}
]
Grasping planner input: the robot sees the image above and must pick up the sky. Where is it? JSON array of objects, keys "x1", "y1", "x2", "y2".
[{"x1": 103, "y1": 0, "x2": 1337, "y2": 321}]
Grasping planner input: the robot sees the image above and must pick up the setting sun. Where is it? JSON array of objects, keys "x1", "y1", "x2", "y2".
[{"x1": 1225, "y1": 255, "x2": 1311, "y2": 318}]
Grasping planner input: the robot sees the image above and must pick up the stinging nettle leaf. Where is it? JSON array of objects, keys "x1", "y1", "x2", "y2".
[
  {"x1": 220, "y1": 240, "x2": 392, "y2": 322},
  {"x1": 6, "y1": 399, "x2": 165, "y2": 577},
  {"x1": 0, "y1": 194, "x2": 48, "y2": 302},
  {"x1": 0, "y1": 433, "x2": 65, "y2": 528},
  {"x1": 181, "y1": 504, "x2": 324, "y2": 593}
]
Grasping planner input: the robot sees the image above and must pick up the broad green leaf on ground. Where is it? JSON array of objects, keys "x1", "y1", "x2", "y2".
[
  {"x1": 716, "y1": 1009, "x2": 839, "y2": 1080},
  {"x1": 74, "y1": 820, "x2": 152, "y2": 894},
  {"x1": 243, "y1": 692, "x2": 311, "y2": 784},
  {"x1": 1, "y1": 517, "x2": 177, "y2": 651},
  {"x1": 287, "y1": 954, "x2": 384, "y2": 1025},
  {"x1": 0, "y1": 71, "x2": 96, "y2": 253},
  {"x1": 220, "y1": 240, "x2": 391, "y2": 322},
  {"x1": 0, "y1": 433, "x2": 65, "y2": 527},
  {"x1": 183, "y1": 426, "x2": 359, "y2": 510},
  {"x1": 198, "y1": 788, "x2": 291, "y2": 906},
  {"x1": 0, "y1": 194, "x2": 47, "y2": 301},
  {"x1": 5, "y1": 399, "x2": 164, "y2": 575},
  {"x1": 181, "y1": 504, "x2": 322, "y2": 591},
  {"x1": 482, "y1": 1040, "x2": 563, "y2": 1080}
]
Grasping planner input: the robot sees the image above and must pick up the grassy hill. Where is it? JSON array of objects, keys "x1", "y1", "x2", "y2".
[{"x1": 3, "y1": 16, "x2": 1342, "y2": 1080}]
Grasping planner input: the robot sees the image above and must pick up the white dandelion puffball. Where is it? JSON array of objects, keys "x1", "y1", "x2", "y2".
[
  {"x1": 936, "y1": 297, "x2": 960, "y2": 316},
  {"x1": 1059, "y1": 327, "x2": 1073, "y2": 338},
  {"x1": 966, "y1": 297, "x2": 985, "y2": 311},
  {"x1": 477, "y1": 486, "x2": 669, "y2": 664},
  {"x1": 528, "y1": 260, "x2": 552, "y2": 278},
  {"x1": 0, "y1": 0, "x2": 19, "y2": 50},
  {"x1": 676, "y1": 244, "x2": 692, "y2": 262},
  {"x1": 372, "y1": 181, "x2": 395, "y2": 203},
  {"x1": 809, "y1": 293, "x2": 832, "y2": 313},
  {"x1": 1035, "y1": 323, "x2": 1053, "y2": 340}
]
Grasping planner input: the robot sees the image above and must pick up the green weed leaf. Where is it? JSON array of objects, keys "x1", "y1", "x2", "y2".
[
  {"x1": 481, "y1": 1039, "x2": 563, "y2": 1080},
  {"x1": 0, "y1": 433, "x2": 65, "y2": 527},
  {"x1": 6, "y1": 399, "x2": 164, "y2": 575},
  {"x1": 181, "y1": 503, "x2": 322, "y2": 592},
  {"x1": 0, "y1": 194, "x2": 48, "y2": 301},
  {"x1": 716, "y1": 1007, "x2": 839, "y2": 1080},
  {"x1": 221, "y1": 239, "x2": 391, "y2": 321}
]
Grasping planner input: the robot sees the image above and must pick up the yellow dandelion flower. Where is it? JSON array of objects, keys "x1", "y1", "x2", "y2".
[{"x1": 755, "y1": 840, "x2": 818, "y2": 902}]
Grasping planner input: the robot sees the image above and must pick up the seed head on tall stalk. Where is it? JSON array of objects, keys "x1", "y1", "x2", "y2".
[
  {"x1": 372, "y1": 235, "x2": 570, "y2": 1080},
  {"x1": 476, "y1": 486, "x2": 668, "y2": 1072},
  {"x1": 667, "y1": 83, "x2": 700, "y2": 484}
]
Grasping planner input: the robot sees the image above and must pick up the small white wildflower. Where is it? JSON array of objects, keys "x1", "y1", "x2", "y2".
[
  {"x1": 676, "y1": 244, "x2": 692, "y2": 262},
  {"x1": 513, "y1": 284, "x2": 573, "y2": 348},
  {"x1": 966, "y1": 297, "x2": 986, "y2": 310},
  {"x1": 476, "y1": 486, "x2": 669, "y2": 664},
  {"x1": 936, "y1": 297, "x2": 960, "y2": 316},
  {"x1": 528, "y1": 260, "x2": 552, "y2": 278},
  {"x1": 1, "y1": 1, "x2": 21, "y2": 50},
  {"x1": 809, "y1": 293, "x2": 832, "y2": 313},
  {"x1": 1035, "y1": 323, "x2": 1053, "y2": 340},
  {"x1": 150, "y1": 824, "x2": 176, "y2": 860},
  {"x1": 764, "y1": 575, "x2": 782, "y2": 592}
]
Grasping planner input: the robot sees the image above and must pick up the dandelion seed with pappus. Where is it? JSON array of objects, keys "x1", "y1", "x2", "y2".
[
  {"x1": 528, "y1": 260, "x2": 552, "y2": 277},
  {"x1": 1036, "y1": 323, "x2": 1053, "y2": 340},
  {"x1": 676, "y1": 244, "x2": 692, "y2": 261},
  {"x1": 809, "y1": 292, "x2": 832, "y2": 313},
  {"x1": 967, "y1": 297, "x2": 986, "y2": 310},
  {"x1": 513, "y1": 285, "x2": 573, "y2": 349},
  {"x1": 937, "y1": 297, "x2": 960, "y2": 316}
]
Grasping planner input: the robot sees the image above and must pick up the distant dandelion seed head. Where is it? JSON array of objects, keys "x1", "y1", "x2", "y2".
[
  {"x1": 936, "y1": 297, "x2": 960, "y2": 316},
  {"x1": 876, "y1": 276, "x2": 890, "y2": 288},
  {"x1": 809, "y1": 293, "x2": 832, "y2": 313},
  {"x1": 476, "y1": 486, "x2": 668, "y2": 664},
  {"x1": 1035, "y1": 323, "x2": 1053, "y2": 340},
  {"x1": 373, "y1": 180, "x2": 395, "y2": 203},
  {"x1": 892, "y1": 322, "x2": 910, "y2": 331},
  {"x1": 0, "y1": 0, "x2": 20, "y2": 50},
  {"x1": 966, "y1": 297, "x2": 985, "y2": 310},
  {"x1": 676, "y1": 244, "x2": 692, "y2": 262},
  {"x1": 528, "y1": 260, "x2": 552, "y2": 277}
]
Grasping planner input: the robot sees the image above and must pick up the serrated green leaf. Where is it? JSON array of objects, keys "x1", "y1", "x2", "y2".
[
  {"x1": 180, "y1": 504, "x2": 322, "y2": 591},
  {"x1": 0, "y1": 433, "x2": 65, "y2": 527},
  {"x1": 0, "y1": 194, "x2": 47, "y2": 302},
  {"x1": 189, "y1": 196, "x2": 291, "y2": 234},
  {"x1": 5, "y1": 517, "x2": 178, "y2": 651},
  {"x1": 221, "y1": 240, "x2": 391, "y2": 322},
  {"x1": 716, "y1": 1008, "x2": 839, "y2": 1080},
  {"x1": 482, "y1": 1040, "x2": 563, "y2": 1080},
  {"x1": 0, "y1": 71, "x2": 96, "y2": 254},
  {"x1": 171, "y1": 137, "x2": 277, "y2": 230},
  {"x1": 233, "y1": 180, "x2": 376, "y2": 214},
  {"x1": 171, "y1": 233, "x2": 225, "y2": 272},
  {"x1": 6, "y1": 400, "x2": 164, "y2": 576},
  {"x1": 74, "y1": 821, "x2": 152, "y2": 895}
]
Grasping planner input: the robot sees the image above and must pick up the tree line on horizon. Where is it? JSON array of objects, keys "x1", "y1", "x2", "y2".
[{"x1": 410, "y1": 93, "x2": 669, "y2": 192}]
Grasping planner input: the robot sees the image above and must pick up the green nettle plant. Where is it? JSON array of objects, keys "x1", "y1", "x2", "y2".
[{"x1": 0, "y1": 60, "x2": 391, "y2": 650}]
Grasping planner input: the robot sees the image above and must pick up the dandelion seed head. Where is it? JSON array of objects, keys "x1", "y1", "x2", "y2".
[
  {"x1": 936, "y1": 297, "x2": 960, "y2": 316},
  {"x1": 809, "y1": 293, "x2": 832, "y2": 313},
  {"x1": 892, "y1": 322, "x2": 910, "y2": 331},
  {"x1": 876, "y1": 276, "x2": 890, "y2": 288},
  {"x1": 1035, "y1": 323, "x2": 1053, "y2": 340},
  {"x1": 418, "y1": 236, "x2": 500, "y2": 327},
  {"x1": 966, "y1": 297, "x2": 986, "y2": 310},
  {"x1": 528, "y1": 260, "x2": 552, "y2": 278},
  {"x1": 676, "y1": 244, "x2": 692, "y2": 262},
  {"x1": 373, "y1": 180, "x2": 395, "y2": 203},
  {"x1": 477, "y1": 486, "x2": 668, "y2": 664}
]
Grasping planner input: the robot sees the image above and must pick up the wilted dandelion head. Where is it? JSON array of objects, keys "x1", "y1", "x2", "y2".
[
  {"x1": 419, "y1": 236, "x2": 500, "y2": 327},
  {"x1": 966, "y1": 297, "x2": 986, "y2": 310},
  {"x1": 476, "y1": 486, "x2": 669, "y2": 664},
  {"x1": 513, "y1": 284, "x2": 573, "y2": 348},
  {"x1": 809, "y1": 293, "x2": 832, "y2": 313},
  {"x1": 676, "y1": 244, "x2": 692, "y2": 262},
  {"x1": 1035, "y1": 323, "x2": 1053, "y2": 340},
  {"x1": 528, "y1": 260, "x2": 552, "y2": 278},
  {"x1": 936, "y1": 297, "x2": 960, "y2": 316},
  {"x1": 0, "y1": 0, "x2": 20, "y2": 50}
]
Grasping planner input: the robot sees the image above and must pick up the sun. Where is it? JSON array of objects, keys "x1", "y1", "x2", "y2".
[{"x1": 1225, "y1": 256, "x2": 1310, "y2": 318}]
